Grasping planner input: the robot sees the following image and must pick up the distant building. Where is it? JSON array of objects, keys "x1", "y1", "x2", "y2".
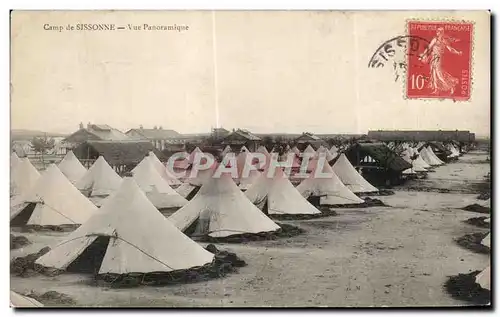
[
  {"x1": 211, "y1": 127, "x2": 230, "y2": 141},
  {"x1": 294, "y1": 132, "x2": 326, "y2": 150},
  {"x1": 63, "y1": 123, "x2": 130, "y2": 151},
  {"x1": 222, "y1": 129, "x2": 261, "y2": 152},
  {"x1": 125, "y1": 126, "x2": 182, "y2": 151},
  {"x1": 367, "y1": 130, "x2": 474, "y2": 143}
]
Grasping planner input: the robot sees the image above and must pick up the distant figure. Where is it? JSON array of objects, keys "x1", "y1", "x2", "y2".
[{"x1": 418, "y1": 27, "x2": 462, "y2": 95}]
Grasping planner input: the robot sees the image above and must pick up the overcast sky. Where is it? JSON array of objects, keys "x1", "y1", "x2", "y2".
[{"x1": 11, "y1": 11, "x2": 490, "y2": 136}]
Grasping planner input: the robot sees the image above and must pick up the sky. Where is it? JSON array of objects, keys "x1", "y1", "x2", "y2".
[{"x1": 10, "y1": 11, "x2": 490, "y2": 136}]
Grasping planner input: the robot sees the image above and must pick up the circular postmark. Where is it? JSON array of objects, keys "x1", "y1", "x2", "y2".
[{"x1": 368, "y1": 35, "x2": 430, "y2": 82}]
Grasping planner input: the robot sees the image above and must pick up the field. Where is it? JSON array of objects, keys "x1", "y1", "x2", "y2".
[{"x1": 10, "y1": 151, "x2": 490, "y2": 307}]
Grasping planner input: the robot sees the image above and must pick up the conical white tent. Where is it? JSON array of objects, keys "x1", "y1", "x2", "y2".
[
  {"x1": 10, "y1": 291, "x2": 44, "y2": 307},
  {"x1": 296, "y1": 162, "x2": 364, "y2": 205},
  {"x1": 186, "y1": 161, "x2": 217, "y2": 187},
  {"x1": 330, "y1": 145, "x2": 338, "y2": 154},
  {"x1": 256, "y1": 145, "x2": 271, "y2": 163},
  {"x1": 10, "y1": 164, "x2": 96, "y2": 226},
  {"x1": 235, "y1": 152, "x2": 262, "y2": 191},
  {"x1": 479, "y1": 198, "x2": 491, "y2": 208},
  {"x1": 11, "y1": 158, "x2": 40, "y2": 197},
  {"x1": 221, "y1": 145, "x2": 232, "y2": 157},
  {"x1": 240, "y1": 146, "x2": 250, "y2": 153},
  {"x1": 302, "y1": 145, "x2": 317, "y2": 158},
  {"x1": 11, "y1": 152, "x2": 21, "y2": 170},
  {"x1": 245, "y1": 167, "x2": 321, "y2": 215},
  {"x1": 146, "y1": 152, "x2": 181, "y2": 186},
  {"x1": 280, "y1": 150, "x2": 302, "y2": 170},
  {"x1": 475, "y1": 266, "x2": 491, "y2": 291},
  {"x1": 451, "y1": 144, "x2": 461, "y2": 156},
  {"x1": 400, "y1": 150, "x2": 421, "y2": 174},
  {"x1": 426, "y1": 146, "x2": 445, "y2": 165},
  {"x1": 446, "y1": 144, "x2": 460, "y2": 158},
  {"x1": 481, "y1": 233, "x2": 491, "y2": 248},
  {"x1": 413, "y1": 152, "x2": 431, "y2": 170},
  {"x1": 317, "y1": 146, "x2": 336, "y2": 162},
  {"x1": 257, "y1": 145, "x2": 270, "y2": 156},
  {"x1": 76, "y1": 156, "x2": 122, "y2": 197},
  {"x1": 36, "y1": 178, "x2": 214, "y2": 274},
  {"x1": 332, "y1": 154, "x2": 378, "y2": 193},
  {"x1": 291, "y1": 146, "x2": 300, "y2": 156},
  {"x1": 132, "y1": 158, "x2": 188, "y2": 209},
  {"x1": 169, "y1": 171, "x2": 280, "y2": 238},
  {"x1": 419, "y1": 147, "x2": 441, "y2": 166},
  {"x1": 188, "y1": 147, "x2": 203, "y2": 164},
  {"x1": 58, "y1": 151, "x2": 87, "y2": 184}
]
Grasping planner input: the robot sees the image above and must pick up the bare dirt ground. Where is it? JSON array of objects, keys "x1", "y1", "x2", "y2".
[{"x1": 10, "y1": 151, "x2": 491, "y2": 307}]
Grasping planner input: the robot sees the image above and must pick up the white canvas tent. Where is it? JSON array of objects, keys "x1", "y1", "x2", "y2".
[
  {"x1": 146, "y1": 151, "x2": 181, "y2": 186},
  {"x1": 317, "y1": 146, "x2": 336, "y2": 162},
  {"x1": 169, "y1": 171, "x2": 280, "y2": 238},
  {"x1": 36, "y1": 178, "x2": 214, "y2": 275},
  {"x1": 296, "y1": 162, "x2": 365, "y2": 206},
  {"x1": 245, "y1": 167, "x2": 322, "y2": 215},
  {"x1": 479, "y1": 198, "x2": 491, "y2": 208},
  {"x1": 10, "y1": 164, "x2": 96, "y2": 227},
  {"x1": 240, "y1": 146, "x2": 250, "y2": 153},
  {"x1": 10, "y1": 291, "x2": 44, "y2": 307},
  {"x1": 132, "y1": 157, "x2": 188, "y2": 209},
  {"x1": 235, "y1": 152, "x2": 262, "y2": 191},
  {"x1": 187, "y1": 147, "x2": 203, "y2": 164},
  {"x1": 11, "y1": 158, "x2": 41, "y2": 197},
  {"x1": 446, "y1": 144, "x2": 460, "y2": 158},
  {"x1": 481, "y1": 233, "x2": 490, "y2": 248},
  {"x1": 291, "y1": 146, "x2": 301, "y2": 156},
  {"x1": 413, "y1": 152, "x2": 431, "y2": 170},
  {"x1": 58, "y1": 151, "x2": 87, "y2": 184},
  {"x1": 221, "y1": 145, "x2": 232, "y2": 157},
  {"x1": 332, "y1": 154, "x2": 379, "y2": 193},
  {"x1": 419, "y1": 147, "x2": 441, "y2": 166},
  {"x1": 401, "y1": 150, "x2": 425, "y2": 174},
  {"x1": 302, "y1": 145, "x2": 317, "y2": 158},
  {"x1": 426, "y1": 146, "x2": 445, "y2": 164},
  {"x1": 475, "y1": 266, "x2": 491, "y2": 291},
  {"x1": 76, "y1": 156, "x2": 122, "y2": 197},
  {"x1": 11, "y1": 152, "x2": 21, "y2": 170}
]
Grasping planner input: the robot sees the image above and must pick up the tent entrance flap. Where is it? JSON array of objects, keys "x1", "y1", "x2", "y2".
[
  {"x1": 193, "y1": 209, "x2": 212, "y2": 236},
  {"x1": 66, "y1": 236, "x2": 110, "y2": 274},
  {"x1": 10, "y1": 203, "x2": 36, "y2": 226},
  {"x1": 306, "y1": 195, "x2": 321, "y2": 206}
]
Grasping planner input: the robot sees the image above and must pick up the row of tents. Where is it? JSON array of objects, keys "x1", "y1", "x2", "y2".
[
  {"x1": 9, "y1": 144, "x2": 385, "y2": 279},
  {"x1": 10, "y1": 139, "x2": 470, "y2": 231},
  {"x1": 11, "y1": 142, "x2": 488, "y2": 304}
]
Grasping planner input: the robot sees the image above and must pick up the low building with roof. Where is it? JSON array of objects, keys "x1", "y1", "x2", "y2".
[
  {"x1": 126, "y1": 126, "x2": 182, "y2": 151},
  {"x1": 62, "y1": 123, "x2": 130, "y2": 151},
  {"x1": 294, "y1": 132, "x2": 326, "y2": 151},
  {"x1": 343, "y1": 142, "x2": 412, "y2": 187},
  {"x1": 367, "y1": 130, "x2": 475, "y2": 143},
  {"x1": 221, "y1": 129, "x2": 262, "y2": 152}
]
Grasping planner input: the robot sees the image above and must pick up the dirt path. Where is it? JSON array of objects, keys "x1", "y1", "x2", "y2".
[{"x1": 10, "y1": 152, "x2": 491, "y2": 307}]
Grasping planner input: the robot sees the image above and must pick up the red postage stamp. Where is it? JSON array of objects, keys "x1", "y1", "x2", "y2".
[{"x1": 406, "y1": 21, "x2": 473, "y2": 101}]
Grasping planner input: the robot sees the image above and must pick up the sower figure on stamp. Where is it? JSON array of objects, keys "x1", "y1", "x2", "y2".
[{"x1": 418, "y1": 27, "x2": 462, "y2": 95}]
